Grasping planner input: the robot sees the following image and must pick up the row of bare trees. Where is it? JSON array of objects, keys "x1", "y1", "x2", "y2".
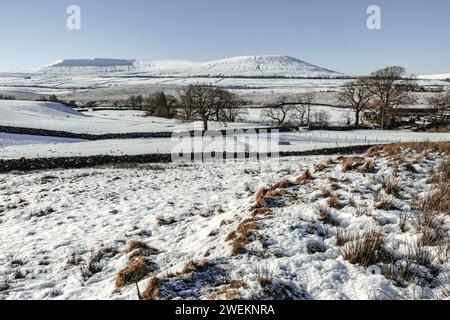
[
  {"x1": 338, "y1": 66, "x2": 433, "y2": 129},
  {"x1": 178, "y1": 85, "x2": 247, "y2": 130},
  {"x1": 121, "y1": 86, "x2": 247, "y2": 131},
  {"x1": 427, "y1": 93, "x2": 450, "y2": 125},
  {"x1": 262, "y1": 92, "x2": 316, "y2": 127}
]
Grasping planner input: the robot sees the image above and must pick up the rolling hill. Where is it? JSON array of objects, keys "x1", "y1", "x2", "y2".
[{"x1": 39, "y1": 55, "x2": 343, "y2": 78}]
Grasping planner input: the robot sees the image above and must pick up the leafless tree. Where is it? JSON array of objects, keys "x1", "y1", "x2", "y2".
[
  {"x1": 212, "y1": 87, "x2": 247, "y2": 123},
  {"x1": 143, "y1": 92, "x2": 177, "y2": 118},
  {"x1": 179, "y1": 85, "x2": 244, "y2": 130},
  {"x1": 288, "y1": 92, "x2": 316, "y2": 127},
  {"x1": 342, "y1": 112, "x2": 353, "y2": 126},
  {"x1": 364, "y1": 66, "x2": 416, "y2": 129},
  {"x1": 263, "y1": 96, "x2": 293, "y2": 126},
  {"x1": 427, "y1": 93, "x2": 450, "y2": 125},
  {"x1": 127, "y1": 95, "x2": 144, "y2": 110},
  {"x1": 338, "y1": 78, "x2": 373, "y2": 126},
  {"x1": 312, "y1": 111, "x2": 330, "y2": 126}
]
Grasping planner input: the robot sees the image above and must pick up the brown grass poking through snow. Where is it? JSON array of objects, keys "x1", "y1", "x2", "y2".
[
  {"x1": 140, "y1": 277, "x2": 160, "y2": 300},
  {"x1": 116, "y1": 257, "x2": 151, "y2": 289},
  {"x1": 356, "y1": 159, "x2": 376, "y2": 174},
  {"x1": 317, "y1": 206, "x2": 340, "y2": 226},
  {"x1": 272, "y1": 179, "x2": 295, "y2": 190},
  {"x1": 317, "y1": 187, "x2": 332, "y2": 199},
  {"x1": 374, "y1": 196, "x2": 401, "y2": 211},
  {"x1": 250, "y1": 187, "x2": 270, "y2": 215},
  {"x1": 237, "y1": 219, "x2": 258, "y2": 237},
  {"x1": 413, "y1": 183, "x2": 450, "y2": 215},
  {"x1": 336, "y1": 229, "x2": 361, "y2": 246},
  {"x1": 180, "y1": 260, "x2": 209, "y2": 275},
  {"x1": 231, "y1": 235, "x2": 248, "y2": 256},
  {"x1": 314, "y1": 163, "x2": 327, "y2": 172},
  {"x1": 414, "y1": 210, "x2": 447, "y2": 246},
  {"x1": 340, "y1": 230, "x2": 391, "y2": 267},
  {"x1": 126, "y1": 241, "x2": 150, "y2": 253},
  {"x1": 338, "y1": 156, "x2": 365, "y2": 172},
  {"x1": 295, "y1": 170, "x2": 312, "y2": 185},
  {"x1": 327, "y1": 196, "x2": 345, "y2": 210},
  {"x1": 366, "y1": 141, "x2": 450, "y2": 158},
  {"x1": 379, "y1": 176, "x2": 401, "y2": 198}
]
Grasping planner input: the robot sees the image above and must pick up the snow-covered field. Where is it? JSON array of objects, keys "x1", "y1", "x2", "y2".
[
  {"x1": 0, "y1": 144, "x2": 448, "y2": 300},
  {"x1": 0, "y1": 100, "x2": 265, "y2": 134},
  {"x1": 0, "y1": 130, "x2": 448, "y2": 160},
  {"x1": 0, "y1": 100, "x2": 448, "y2": 160}
]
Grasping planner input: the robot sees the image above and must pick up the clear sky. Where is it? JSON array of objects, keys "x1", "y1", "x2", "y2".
[{"x1": 0, "y1": 0, "x2": 449, "y2": 75}]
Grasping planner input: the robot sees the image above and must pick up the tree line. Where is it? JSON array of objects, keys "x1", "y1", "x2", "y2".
[
  {"x1": 338, "y1": 66, "x2": 449, "y2": 129},
  {"x1": 0, "y1": 94, "x2": 16, "y2": 100}
]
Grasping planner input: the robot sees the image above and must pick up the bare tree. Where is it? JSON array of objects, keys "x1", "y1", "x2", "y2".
[
  {"x1": 212, "y1": 87, "x2": 247, "y2": 123},
  {"x1": 127, "y1": 95, "x2": 144, "y2": 110},
  {"x1": 427, "y1": 93, "x2": 450, "y2": 125},
  {"x1": 338, "y1": 78, "x2": 373, "y2": 126},
  {"x1": 143, "y1": 92, "x2": 177, "y2": 118},
  {"x1": 365, "y1": 66, "x2": 416, "y2": 129},
  {"x1": 342, "y1": 111, "x2": 353, "y2": 126},
  {"x1": 179, "y1": 85, "x2": 216, "y2": 131},
  {"x1": 287, "y1": 92, "x2": 315, "y2": 127},
  {"x1": 263, "y1": 96, "x2": 293, "y2": 126},
  {"x1": 312, "y1": 111, "x2": 330, "y2": 126}
]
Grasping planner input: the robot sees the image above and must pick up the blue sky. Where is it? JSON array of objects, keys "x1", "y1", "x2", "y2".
[{"x1": 0, "y1": 0, "x2": 449, "y2": 75}]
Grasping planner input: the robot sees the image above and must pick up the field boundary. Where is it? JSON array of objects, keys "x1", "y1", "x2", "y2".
[
  {"x1": 0, "y1": 125, "x2": 292, "y2": 141},
  {"x1": 0, "y1": 145, "x2": 373, "y2": 173}
]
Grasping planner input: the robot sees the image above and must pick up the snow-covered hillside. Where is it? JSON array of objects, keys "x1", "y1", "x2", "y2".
[
  {"x1": 39, "y1": 56, "x2": 342, "y2": 78},
  {"x1": 0, "y1": 100, "x2": 267, "y2": 134}
]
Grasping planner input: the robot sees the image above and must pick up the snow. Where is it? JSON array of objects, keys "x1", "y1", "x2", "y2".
[
  {"x1": 1, "y1": 130, "x2": 448, "y2": 160},
  {"x1": 40, "y1": 55, "x2": 342, "y2": 78},
  {"x1": 0, "y1": 100, "x2": 265, "y2": 134},
  {"x1": 419, "y1": 73, "x2": 450, "y2": 80},
  {"x1": 0, "y1": 150, "x2": 447, "y2": 300},
  {"x1": 0, "y1": 133, "x2": 84, "y2": 148}
]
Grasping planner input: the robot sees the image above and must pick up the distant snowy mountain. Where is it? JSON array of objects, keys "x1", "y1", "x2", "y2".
[
  {"x1": 48, "y1": 58, "x2": 134, "y2": 68},
  {"x1": 419, "y1": 73, "x2": 450, "y2": 81},
  {"x1": 39, "y1": 55, "x2": 343, "y2": 78}
]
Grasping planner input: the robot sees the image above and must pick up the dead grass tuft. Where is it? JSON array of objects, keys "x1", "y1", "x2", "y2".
[
  {"x1": 126, "y1": 241, "x2": 150, "y2": 253},
  {"x1": 140, "y1": 277, "x2": 160, "y2": 300},
  {"x1": 340, "y1": 230, "x2": 392, "y2": 267},
  {"x1": 295, "y1": 170, "x2": 312, "y2": 185},
  {"x1": 272, "y1": 179, "x2": 295, "y2": 189},
  {"x1": 314, "y1": 163, "x2": 327, "y2": 172},
  {"x1": 327, "y1": 196, "x2": 345, "y2": 210},
  {"x1": 237, "y1": 219, "x2": 258, "y2": 237},
  {"x1": 336, "y1": 229, "x2": 361, "y2": 246},
  {"x1": 367, "y1": 141, "x2": 450, "y2": 158},
  {"x1": 338, "y1": 156, "x2": 365, "y2": 172},
  {"x1": 180, "y1": 260, "x2": 209, "y2": 275},
  {"x1": 356, "y1": 159, "x2": 377, "y2": 174},
  {"x1": 156, "y1": 216, "x2": 177, "y2": 226},
  {"x1": 116, "y1": 257, "x2": 151, "y2": 289},
  {"x1": 231, "y1": 235, "x2": 248, "y2": 256},
  {"x1": 317, "y1": 206, "x2": 340, "y2": 226},
  {"x1": 412, "y1": 184, "x2": 450, "y2": 215},
  {"x1": 374, "y1": 196, "x2": 401, "y2": 211}
]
